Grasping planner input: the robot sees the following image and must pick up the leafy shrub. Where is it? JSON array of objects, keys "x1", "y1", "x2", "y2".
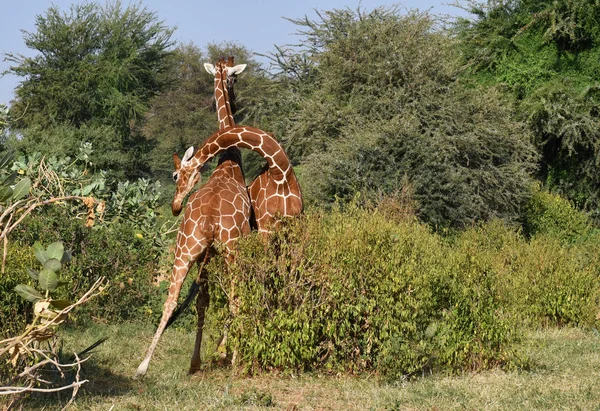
[
  {"x1": 202, "y1": 200, "x2": 599, "y2": 378},
  {"x1": 523, "y1": 187, "x2": 596, "y2": 243},
  {"x1": 0, "y1": 144, "x2": 168, "y2": 334},
  {"x1": 454, "y1": 220, "x2": 600, "y2": 327},
  {"x1": 0, "y1": 244, "x2": 39, "y2": 337},
  {"x1": 1, "y1": 207, "x2": 163, "y2": 330},
  {"x1": 255, "y1": 7, "x2": 537, "y2": 229},
  {"x1": 501, "y1": 235, "x2": 600, "y2": 327},
  {"x1": 207, "y1": 204, "x2": 526, "y2": 378}
]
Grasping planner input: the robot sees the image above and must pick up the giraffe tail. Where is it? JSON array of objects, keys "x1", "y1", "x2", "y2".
[{"x1": 165, "y1": 280, "x2": 200, "y2": 329}]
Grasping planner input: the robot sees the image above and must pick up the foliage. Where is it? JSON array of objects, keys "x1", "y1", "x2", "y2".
[
  {"x1": 205, "y1": 204, "x2": 520, "y2": 377},
  {"x1": 0, "y1": 241, "x2": 105, "y2": 409},
  {"x1": 4, "y1": 2, "x2": 175, "y2": 179},
  {"x1": 200, "y1": 200, "x2": 600, "y2": 378},
  {"x1": 0, "y1": 146, "x2": 166, "y2": 336},
  {"x1": 0, "y1": 103, "x2": 8, "y2": 137},
  {"x1": 455, "y1": 0, "x2": 600, "y2": 219},
  {"x1": 523, "y1": 185, "x2": 597, "y2": 243},
  {"x1": 253, "y1": 7, "x2": 537, "y2": 228},
  {"x1": 1, "y1": 207, "x2": 161, "y2": 327},
  {"x1": 5, "y1": 143, "x2": 163, "y2": 237}
]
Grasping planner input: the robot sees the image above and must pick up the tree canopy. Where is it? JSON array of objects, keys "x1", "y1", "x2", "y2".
[
  {"x1": 248, "y1": 7, "x2": 537, "y2": 228},
  {"x1": 456, "y1": 0, "x2": 600, "y2": 219},
  {"x1": 5, "y1": 1, "x2": 174, "y2": 178}
]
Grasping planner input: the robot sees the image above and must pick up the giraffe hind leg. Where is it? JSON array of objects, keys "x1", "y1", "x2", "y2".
[{"x1": 189, "y1": 251, "x2": 211, "y2": 374}]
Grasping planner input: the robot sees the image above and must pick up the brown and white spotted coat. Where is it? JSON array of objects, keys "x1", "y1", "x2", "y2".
[
  {"x1": 173, "y1": 125, "x2": 303, "y2": 233},
  {"x1": 135, "y1": 59, "x2": 250, "y2": 378}
]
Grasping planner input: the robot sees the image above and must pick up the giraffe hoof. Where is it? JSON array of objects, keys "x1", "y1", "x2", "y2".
[
  {"x1": 188, "y1": 367, "x2": 203, "y2": 376},
  {"x1": 134, "y1": 360, "x2": 149, "y2": 379}
]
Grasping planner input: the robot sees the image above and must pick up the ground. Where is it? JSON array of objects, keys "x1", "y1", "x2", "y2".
[{"x1": 18, "y1": 324, "x2": 600, "y2": 410}]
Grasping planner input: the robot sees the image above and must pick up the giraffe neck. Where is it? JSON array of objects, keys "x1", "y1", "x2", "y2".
[
  {"x1": 196, "y1": 126, "x2": 291, "y2": 180},
  {"x1": 215, "y1": 65, "x2": 235, "y2": 130}
]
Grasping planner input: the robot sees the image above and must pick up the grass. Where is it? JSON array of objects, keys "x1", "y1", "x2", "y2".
[{"x1": 15, "y1": 323, "x2": 600, "y2": 410}]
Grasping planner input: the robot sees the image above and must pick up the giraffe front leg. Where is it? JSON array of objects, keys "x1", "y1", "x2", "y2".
[{"x1": 134, "y1": 256, "x2": 197, "y2": 379}]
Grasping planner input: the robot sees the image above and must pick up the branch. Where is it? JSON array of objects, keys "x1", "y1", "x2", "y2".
[
  {"x1": 0, "y1": 380, "x2": 89, "y2": 395},
  {"x1": 0, "y1": 277, "x2": 106, "y2": 357},
  {"x1": 61, "y1": 353, "x2": 83, "y2": 411}
]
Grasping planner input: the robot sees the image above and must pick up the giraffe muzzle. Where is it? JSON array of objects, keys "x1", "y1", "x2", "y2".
[{"x1": 172, "y1": 199, "x2": 183, "y2": 216}]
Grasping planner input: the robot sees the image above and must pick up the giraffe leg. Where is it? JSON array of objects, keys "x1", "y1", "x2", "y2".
[
  {"x1": 225, "y1": 254, "x2": 240, "y2": 367},
  {"x1": 134, "y1": 247, "x2": 206, "y2": 379},
  {"x1": 189, "y1": 256, "x2": 211, "y2": 374}
]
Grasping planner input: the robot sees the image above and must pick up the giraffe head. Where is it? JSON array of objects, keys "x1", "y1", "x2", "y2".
[
  {"x1": 204, "y1": 57, "x2": 247, "y2": 117},
  {"x1": 203, "y1": 57, "x2": 247, "y2": 88},
  {"x1": 171, "y1": 146, "x2": 200, "y2": 216}
]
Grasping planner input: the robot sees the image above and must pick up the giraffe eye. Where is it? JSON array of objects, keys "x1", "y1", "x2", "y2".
[{"x1": 172, "y1": 172, "x2": 178, "y2": 182}]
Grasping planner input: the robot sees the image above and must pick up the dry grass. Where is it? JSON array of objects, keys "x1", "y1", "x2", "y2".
[{"x1": 15, "y1": 324, "x2": 600, "y2": 410}]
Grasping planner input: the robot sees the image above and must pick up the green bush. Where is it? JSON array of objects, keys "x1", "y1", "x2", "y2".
[
  {"x1": 523, "y1": 187, "x2": 596, "y2": 243},
  {"x1": 1, "y1": 207, "x2": 163, "y2": 332},
  {"x1": 206, "y1": 205, "x2": 525, "y2": 378},
  {"x1": 0, "y1": 244, "x2": 39, "y2": 337},
  {"x1": 455, "y1": 220, "x2": 600, "y2": 327},
  {"x1": 202, "y1": 202, "x2": 599, "y2": 378}
]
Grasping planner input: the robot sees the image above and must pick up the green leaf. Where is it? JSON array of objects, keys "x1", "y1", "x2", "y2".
[
  {"x1": 82, "y1": 183, "x2": 95, "y2": 196},
  {"x1": 12, "y1": 177, "x2": 31, "y2": 201},
  {"x1": 46, "y1": 242, "x2": 64, "y2": 261},
  {"x1": 0, "y1": 186, "x2": 13, "y2": 202},
  {"x1": 14, "y1": 284, "x2": 44, "y2": 303},
  {"x1": 38, "y1": 269, "x2": 59, "y2": 292},
  {"x1": 1, "y1": 172, "x2": 18, "y2": 186},
  {"x1": 33, "y1": 242, "x2": 49, "y2": 265},
  {"x1": 61, "y1": 250, "x2": 72, "y2": 264},
  {"x1": 49, "y1": 299, "x2": 71, "y2": 310},
  {"x1": 44, "y1": 258, "x2": 62, "y2": 273},
  {"x1": 27, "y1": 268, "x2": 39, "y2": 281},
  {"x1": 0, "y1": 150, "x2": 15, "y2": 170}
]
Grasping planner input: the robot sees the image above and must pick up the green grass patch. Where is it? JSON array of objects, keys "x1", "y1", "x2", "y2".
[{"x1": 14, "y1": 323, "x2": 600, "y2": 410}]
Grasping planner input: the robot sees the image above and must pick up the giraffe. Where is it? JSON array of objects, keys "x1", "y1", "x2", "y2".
[
  {"x1": 161, "y1": 125, "x2": 302, "y2": 373},
  {"x1": 172, "y1": 125, "x2": 303, "y2": 232},
  {"x1": 202, "y1": 57, "x2": 303, "y2": 230},
  {"x1": 135, "y1": 59, "x2": 250, "y2": 379},
  {"x1": 135, "y1": 146, "x2": 251, "y2": 378},
  {"x1": 204, "y1": 56, "x2": 246, "y2": 130}
]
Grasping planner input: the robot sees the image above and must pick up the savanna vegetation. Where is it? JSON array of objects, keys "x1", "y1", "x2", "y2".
[{"x1": 1, "y1": 0, "x2": 599, "y2": 409}]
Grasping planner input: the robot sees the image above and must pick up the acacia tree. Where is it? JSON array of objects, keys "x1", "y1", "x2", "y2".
[
  {"x1": 251, "y1": 6, "x2": 537, "y2": 228},
  {"x1": 4, "y1": 2, "x2": 174, "y2": 179},
  {"x1": 456, "y1": 0, "x2": 600, "y2": 219}
]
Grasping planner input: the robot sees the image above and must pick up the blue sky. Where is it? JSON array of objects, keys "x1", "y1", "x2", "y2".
[{"x1": 0, "y1": 1, "x2": 467, "y2": 104}]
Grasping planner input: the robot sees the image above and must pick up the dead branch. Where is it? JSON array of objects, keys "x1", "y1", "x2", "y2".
[
  {"x1": 0, "y1": 277, "x2": 105, "y2": 358},
  {"x1": 0, "y1": 379, "x2": 89, "y2": 395}
]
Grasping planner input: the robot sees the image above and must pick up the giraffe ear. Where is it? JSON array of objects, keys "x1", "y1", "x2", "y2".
[
  {"x1": 181, "y1": 146, "x2": 195, "y2": 164},
  {"x1": 227, "y1": 64, "x2": 247, "y2": 76},
  {"x1": 172, "y1": 153, "x2": 181, "y2": 170},
  {"x1": 204, "y1": 63, "x2": 216, "y2": 75}
]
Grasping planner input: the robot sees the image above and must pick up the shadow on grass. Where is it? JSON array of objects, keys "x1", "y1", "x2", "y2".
[{"x1": 20, "y1": 358, "x2": 137, "y2": 409}]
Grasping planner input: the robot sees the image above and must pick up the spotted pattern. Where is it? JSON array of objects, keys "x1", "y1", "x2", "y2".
[
  {"x1": 136, "y1": 59, "x2": 252, "y2": 378},
  {"x1": 213, "y1": 57, "x2": 236, "y2": 130},
  {"x1": 178, "y1": 125, "x2": 303, "y2": 232}
]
